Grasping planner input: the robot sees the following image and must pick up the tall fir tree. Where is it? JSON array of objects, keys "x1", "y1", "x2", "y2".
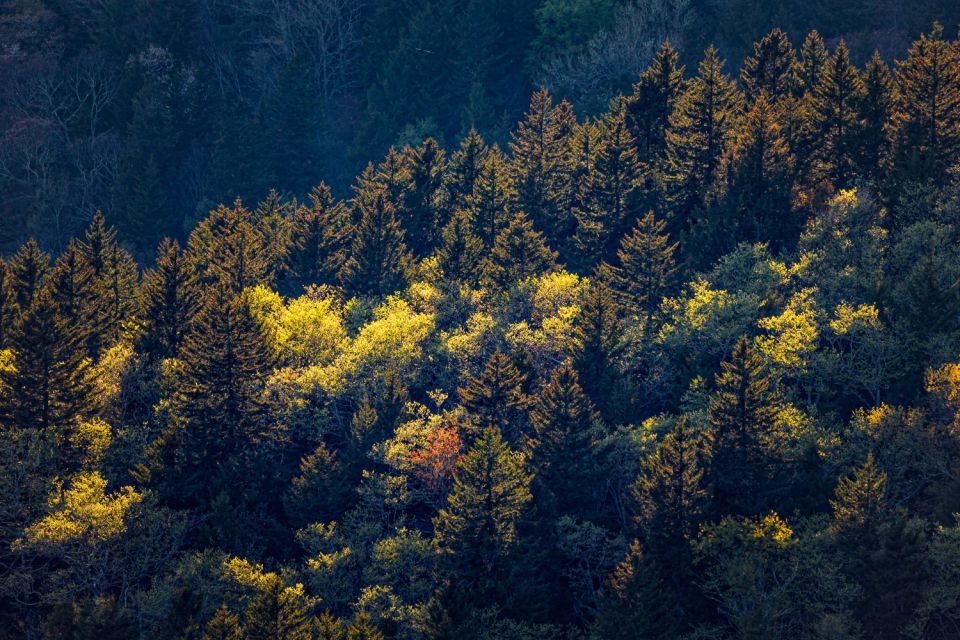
[
  {"x1": 340, "y1": 191, "x2": 413, "y2": 298},
  {"x1": 890, "y1": 23, "x2": 960, "y2": 185},
  {"x1": 797, "y1": 30, "x2": 829, "y2": 94},
  {"x1": 447, "y1": 129, "x2": 489, "y2": 212},
  {"x1": 459, "y1": 349, "x2": 530, "y2": 442},
  {"x1": 706, "y1": 337, "x2": 781, "y2": 517},
  {"x1": 401, "y1": 138, "x2": 450, "y2": 257},
  {"x1": 202, "y1": 605, "x2": 243, "y2": 640},
  {"x1": 288, "y1": 183, "x2": 351, "y2": 290},
  {"x1": 466, "y1": 145, "x2": 515, "y2": 248},
  {"x1": 436, "y1": 210, "x2": 486, "y2": 286},
  {"x1": 859, "y1": 52, "x2": 895, "y2": 181},
  {"x1": 243, "y1": 577, "x2": 314, "y2": 640},
  {"x1": 600, "y1": 211, "x2": 678, "y2": 317},
  {"x1": 665, "y1": 47, "x2": 743, "y2": 230},
  {"x1": 740, "y1": 28, "x2": 798, "y2": 103},
  {"x1": 809, "y1": 41, "x2": 864, "y2": 188},
  {"x1": 573, "y1": 283, "x2": 626, "y2": 424},
  {"x1": 187, "y1": 200, "x2": 272, "y2": 295},
  {"x1": 483, "y1": 211, "x2": 557, "y2": 290},
  {"x1": 48, "y1": 241, "x2": 100, "y2": 359},
  {"x1": 9, "y1": 239, "x2": 51, "y2": 312},
  {"x1": 0, "y1": 258, "x2": 19, "y2": 349},
  {"x1": 138, "y1": 238, "x2": 198, "y2": 359},
  {"x1": 624, "y1": 41, "x2": 686, "y2": 162},
  {"x1": 574, "y1": 110, "x2": 644, "y2": 270}
]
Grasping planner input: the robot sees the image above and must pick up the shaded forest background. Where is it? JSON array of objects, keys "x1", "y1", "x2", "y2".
[{"x1": 0, "y1": 0, "x2": 955, "y2": 255}]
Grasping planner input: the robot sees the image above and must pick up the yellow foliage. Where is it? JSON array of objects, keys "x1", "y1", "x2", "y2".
[
  {"x1": 752, "y1": 512, "x2": 794, "y2": 546},
  {"x1": 756, "y1": 289, "x2": 819, "y2": 374},
  {"x1": 829, "y1": 302, "x2": 881, "y2": 335},
  {"x1": 246, "y1": 285, "x2": 347, "y2": 368},
  {"x1": 444, "y1": 312, "x2": 496, "y2": 369},
  {"x1": 69, "y1": 418, "x2": 112, "y2": 468},
  {"x1": 222, "y1": 556, "x2": 278, "y2": 591}
]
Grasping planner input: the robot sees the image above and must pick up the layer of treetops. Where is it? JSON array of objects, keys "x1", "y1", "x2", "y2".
[{"x1": 4, "y1": 23, "x2": 960, "y2": 640}]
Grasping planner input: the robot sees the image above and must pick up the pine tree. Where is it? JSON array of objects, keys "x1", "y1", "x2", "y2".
[
  {"x1": 483, "y1": 211, "x2": 557, "y2": 290},
  {"x1": 797, "y1": 31, "x2": 829, "y2": 94},
  {"x1": 187, "y1": 199, "x2": 272, "y2": 295},
  {"x1": 665, "y1": 47, "x2": 743, "y2": 225},
  {"x1": 160, "y1": 285, "x2": 275, "y2": 504},
  {"x1": 740, "y1": 28, "x2": 798, "y2": 103},
  {"x1": 288, "y1": 183, "x2": 351, "y2": 289},
  {"x1": 244, "y1": 577, "x2": 314, "y2": 640},
  {"x1": 706, "y1": 337, "x2": 781, "y2": 517},
  {"x1": 340, "y1": 191, "x2": 413, "y2": 298},
  {"x1": 48, "y1": 241, "x2": 100, "y2": 358},
  {"x1": 574, "y1": 110, "x2": 644, "y2": 269},
  {"x1": 809, "y1": 41, "x2": 864, "y2": 188},
  {"x1": 592, "y1": 541, "x2": 680, "y2": 640},
  {"x1": 859, "y1": 52, "x2": 895, "y2": 180},
  {"x1": 448, "y1": 129, "x2": 489, "y2": 211},
  {"x1": 345, "y1": 612, "x2": 384, "y2": 640},
  {"x1": 436, "y1": 210, "x2": 486, "y2": 285},
  {"x1": 139, "y1": 238, "x2": 198, "y2": 359},
  {"x1": 573, "y1": 283, "x2": 626, "y2": 424},
  {"x1": 890, "y1": 23, "x2": 960, "y2": 185},
  {"x1": 459, "y1": 349, "x2": 530, "y2": 441},
  {"x1": 2, "y1": 288, "x2": 96, "y2": 438},
  {"x1": 624, "y1": 41, "x2": 685, "y2": 162},
  {"x1": 830, "y1": 453, "x2": 888, "y2": 537},
  {"x1": 632, "y1": 416, "x2": 708, "y2": 545},
  {"x1": 528, "y1": 364, "x2": 599, "y2": 518},
  {"x1": 402, "y1": 138, "x2": 449, "y2": 257},
  {"x1": 0, "y1": 258, "x2": 19, "y2": 349},
  {"x1": 509, "y1": 88, "x2": 576, "y2": 247},
  {"x1": 202, "y1": 605, "x2": 242, "y2": 640},
  {"x1": 434, "y1": 426, "x2": 533, "y2": 577},
  {"x1": 467, "y1": 145, "x2": 515, "y2": 248},
  {"x1": 9, "y1": 239, "x2": 51, "y2": 311},
  {"x1": 600, "y1": 211, "x2": 677, "y2": 317},
  {"x1": 315, "y1": 612, "x2": 345, "y2": 640}
]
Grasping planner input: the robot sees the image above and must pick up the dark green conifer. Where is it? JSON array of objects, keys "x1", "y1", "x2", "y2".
[
  {"x1": 448, "y1": 129, "x2": 489, "y2": 211},
  {"x1": 244, "y1": 576, "x2": 314, "y2": 640},
  {"x1": 288, "y1": 183, "x2": 351, "y2": 288},
  {"x1": 573, "y1": 283, "x2": 626, "y2": 424},
  {"x1": 201, "y1": 605, "x2": 242, "y2": 640},
  {"x1": 187, "y1": 199, "x2": 272, "y2": 294},
  {"x1": 624, "y1": 41, "x2": 686, "y2": 162},
  {"x1": 859, "y1": 52, "x2": 895, "y2": 180},
  {"x1": 740, "y1": 28, "x2": 798, "y2": 103},
  {"x1": 436, "y1": 210, "x2": 486, "y2": 285},
  {"x1": 600, "y1": 211, "x2": 677, "y2": 316},
  {"x1": 459, "y1": 350, "x2": 530, "y2": 442},
  {"x1": 340, "y1": 191, "x2": 413, "y2": 298},
  {"x1": 466, "y1": 145, "x2": 515, "y2": 248},
  {"x1": 483, "y1": 211, "x2": 557, "y2": 290},
  {"x1": 810, "y1": 41, "x2": 864, "y2": 187},
  {"x1": 402, "y1": 138, "x2": 449, "y2": 256},
  {"x1": 139, "y1": 238, "x2": 198, "y2": 359},
  {"x1": 797, "y1": 30, "x2": 829, "y2": 94},
  {"x1": 0, "y1": 258, "x2": 19, "y2": 349},
  {"x1": 9, "y1": 239, "x2": 51, "y2": 311}
]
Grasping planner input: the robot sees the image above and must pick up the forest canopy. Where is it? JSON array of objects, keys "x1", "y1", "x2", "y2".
[{"x1": 4, "y1": 7, "x2": 960, "y2": 640}]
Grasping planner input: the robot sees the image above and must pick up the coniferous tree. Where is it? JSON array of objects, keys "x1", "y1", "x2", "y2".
[
  {"x1": 740, "y1": 28, "x2": 798, "y2": 103},
  {"x1": 890, "y1": 23, "x2": 960, "y2": 185},
  {"x1": 244, "y1": 577, "x2": 314, "y2": 640},
  {"x1": 859, "y1": 52, "x2": 895, "y2": 181},
  {"x1": 436, "y1": 211, "x2": 486, "y2": 286},
  {"x1": 9, "y1": 239, "x2": 51, "y2": 311},
  {"x1": 288, "y1": 183, "x2": 351, "y2": 289},
  {"x1": 48, "y1": 241, "x2": 100, "y2": 357},
  {"x1": 3, "y1": 288, "x2": 96, "y2": 438},
  {"x1": 202, "y1": 605, "x2": 243, "y2": 640},
  {"x1": 139, "y1": 238, "x2": 198, "y2": 359},
  {"x1": 0, "y1": 258, "x2": 19, "y2": 349},
  {"x1": 402, "y1": 138, "x2": 449, "y2": 257},
  {"x1": 459, "y1": 350, "x2": 530, "y2": 442},
  {"x1": 528, "y1": 364, "x2": 599, "y2": 519},
  {"x1": 483, "y1": 211, "x2": 557, "y2": 290},
  {"x1": 434, "y1": 426, "x2": 533, "y2": 586},
  {"x1": 159, "y1": 285, "x2": 275, "y2": 505},
  {"x1": 830, "y1": 453, "x2": 889, "y2": 538},
  {"x1": 706, "y1": 337, "x2": 781, "y2": 517},
  {"x1": 340, "y1": 191, "x2": 413, "y2": 298},
  {"x1": 467, "y1": 145, "x2": 515, "y2": 248},
  {"x1": 632, "y1": 416, "x2": 708, "y2": 545},
  {"x1": 624, "y1": 41, "x2": 685, "y2": 162},
  {"x1": 187, "y1": 200, "x2": 272, "y2": 295},
  {"x1": 797, "y1": 30, "x2": 829, "y2": 94},
  {"x1": 574, "y1": 110, "x2": 644, "y2": 269},
  {"x1": 600, "y1": 211, "x2": 677, "y2": 317},
  {"x1": 573, "y1": 283, "x2": 626, "y2": 424},
  {"x1": 448, "y1": 129, "x2": 489, "y2": 212},
  {"x1": 810, "y1": 41, "x2": 864, "y2": 188},
  {"x1": 665, "y1": 47, "x2": 743, "y2": 228}
]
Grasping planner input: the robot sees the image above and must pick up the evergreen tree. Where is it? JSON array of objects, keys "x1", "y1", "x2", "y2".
[
  {"x1": 244, "y1": 577, "x2": 314, "y2": 640},
  {"x1": 9, "y1": 239, "x2": 51, "y2": 311},
  {"x1": 459, "y1": 350, "x2": 530, "y2": 442},
  {"x1": 340, "y1": 191, "x2": 413, "y2": 298},
  {"x1": 48, "y1": 241, "x2": 100, "y2": 357},
  {"x1": 288, "y1": 183, "x2": 351, "y2": 289},
  {"x1": 139, "y1": 238, "x2": 198, "y2": 359},
  {"x1": 665, "y1": 47, "x2": 743, "y2": 226},
  {"x1": 859, "y1": 52, "x2": 895, "y2": 180},
  {"x1": 436, "y1": 211, "x2": 486, "y2": 286},
  {"x1": 632, "y1": 416, "x2": 708, "y2": 545},
  {"x1": 528, "y1": 364, "x2": 599, "y2": 518},
  {"x1": 740, "y1": 28, "x2": 798, "y2": 103},
  {"x1": 574, "y1": 110, "x2": 644, "y2": 269},
  {"x1": 890, "y1": 23, "x2": 960, "y2": 185},
  {"x1": 448, "y1": 129, "x2": 489, "y2": 211},
  {"x1": 797, "y1": 31, "x2": 829, "y2": 94},
  {"x1": 706, "y1": 337, "x2": 781, "y2": 517},
  {"x1": 187, "y1": 200, "x2": 272, "y2": 295},
  {"x1": 0, "y1": 258, "x2": 19, "y2": 349},
  {"x1": 160, "y1": 285, "x2": 275, "y2": 505},
  {"x1": 600, "y1": 211, "x2": 677, "y2": 317},
  {"x1": 434, "y1": 426, "x2": 533, "y2": 584},
  {"x1": 810, "y1": 41, "x2": 864, "y2": 188},
  {"x1": 624, "y1": 41, "x2": 686, "y2": 162},
  {"x1": 345, "y1": 612, "x2": 384, "y2": 640},
  {"x1": 573, "y1": 283, "x2": 626, "y2": 424},
  {"x1": 202, "y1": 605, "x2": 242, "y2": 640},
  {"x1": 483, "y1": 211, "x2": 557, "y2": 290},
  {"x1": 467, "y1": 145, "x2": 515, "y2": 248},
  {"x1": 402, "y1": 138, "x2": 449, "y2": 257},
  {"x1": 592, "y1": 541, "x2": 680, "y2": 640},
  {"x1": 2, "y1": 288, "x2": 96, "y2": 438},
  {"x1": 830, "y1": 453, "x2": 889, "y2": 537}
]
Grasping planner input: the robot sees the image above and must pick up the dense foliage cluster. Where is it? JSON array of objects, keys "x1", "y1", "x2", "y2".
[
  {"x1": 5, "y1": 22, "x2": 960, "y2": 640},
  {"x1": 1, "y1": 0, "x2": 956, "y2": 254}
]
